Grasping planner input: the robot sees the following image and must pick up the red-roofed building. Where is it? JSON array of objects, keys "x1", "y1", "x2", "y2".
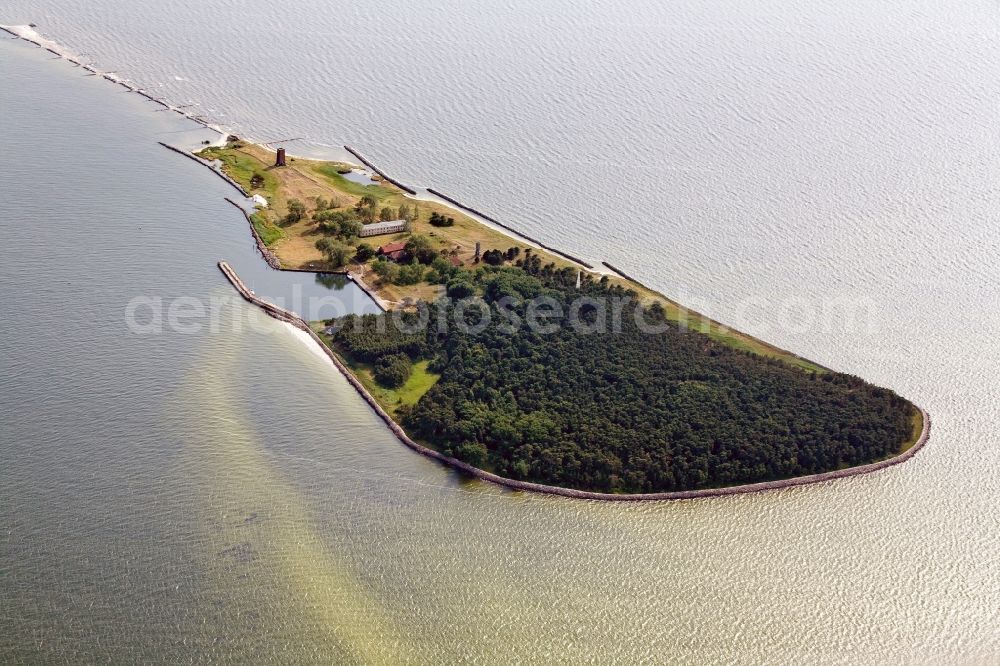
[{"x1": 377, "y1": 241, "x2": 408, "y2": 262}]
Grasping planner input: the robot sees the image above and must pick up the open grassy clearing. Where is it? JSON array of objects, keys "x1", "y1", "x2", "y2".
[{"x1": 313, "y1": 326, "x2": 439, "y2": 416}]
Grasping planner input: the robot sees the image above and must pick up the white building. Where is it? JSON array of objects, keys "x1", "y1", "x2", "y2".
[
  {"x1": 251, "y1": 194, "x2": 268, "y2": 208},
  {"x1": 359, "y1": 219, "x2": 407, "y2": 237}
]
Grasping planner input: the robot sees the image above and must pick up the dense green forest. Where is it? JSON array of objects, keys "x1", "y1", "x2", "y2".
[{"x1": 329, "y1": 259, "x2": 915, "y2": 493}]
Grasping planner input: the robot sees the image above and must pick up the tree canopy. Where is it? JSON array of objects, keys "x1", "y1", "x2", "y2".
[{"x1": 329, "y1": 264, "x2": 915, "y2": 493}]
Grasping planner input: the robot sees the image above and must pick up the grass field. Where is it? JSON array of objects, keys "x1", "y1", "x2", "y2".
[
  {"x1": 313, "y1": 164, "x2": 395, "y2": 201},
  {"x1": 250, "y1": 210, "x2": 283, "y2": 246},
  {"x1": 901, "y1": 407, "x2": 925, "y2": 454},
  {"x1": 314, "y1": 326, "x2": 440, "y2": 416},
  {"x1": 341, "y1": 356, "x2": 439, "y2": 417}
]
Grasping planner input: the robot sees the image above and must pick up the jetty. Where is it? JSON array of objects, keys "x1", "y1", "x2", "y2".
[{"x1": 343, "y1": 145, "x2": 417, "y2": 195}]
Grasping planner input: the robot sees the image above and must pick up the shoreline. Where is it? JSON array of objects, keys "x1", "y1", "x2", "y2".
[
  {"x1": 219, "y1": 197, "x2": 392, "y2": 311},
  {"x1": 425, "y1": 187, "x2": 595, "y2": 270},
  {"x1": 343, "y1": 145, "x2": 417, "y2": 195},
  {"x1": 218, "y1": 260, "x2": 930, "y2": 502},
  {"x1": 218, "y1": 196, "x2": 391, "y2": 311},
  {"x1": 4, "y1": 22, "x2": 607, "y2": 286},
  {"x1": 222, "y1": 197, "x2": 281, "y2": 269}
]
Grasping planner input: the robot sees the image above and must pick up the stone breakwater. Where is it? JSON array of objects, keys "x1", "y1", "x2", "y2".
[
  {"x1": 218, "y1": 260, "x2": 930, "y2": 502},
  {"x1": 223, "y1": 197, "x2": 281, "y2": 269},
  {"x1": 158, "y1": 143, "x2": 249, "y2": 197},
  {"x1": 4, "y1": 26, "x2": 225, "y2": 126},
  {"x1": 426, "y1": 187, "x2": 595, "y2": 270},
  {"x1": 161, "y1": 143, "x2": 392, "y2": 309},
  {"x1": 601, "y1": 261, "x2": 654, "y2": 291},
  {"x1": 343, "y1": 145, "x2": 417, "y2": 195}
]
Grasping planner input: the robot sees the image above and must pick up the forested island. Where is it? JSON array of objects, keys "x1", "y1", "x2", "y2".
[{"x1": 199, "y1": 139, "x2": 922, "y2": 495}]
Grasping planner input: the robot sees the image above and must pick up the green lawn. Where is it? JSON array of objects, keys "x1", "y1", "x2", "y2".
[
  {"x1": 344, "y1": 358, "x2": 439, "y2": 416},
  {"x1": 393, "y1": 360, "x2": 439, "y2": 404},
  {"x1": 250, "y1": 211, "x2": 283, "y2": 246},
  {"x1": 200, "y1": 145, "x2": 280, "y2": 200},
  {"x1": 901, "y1": 407, "x2": 925, "y2": 454}
]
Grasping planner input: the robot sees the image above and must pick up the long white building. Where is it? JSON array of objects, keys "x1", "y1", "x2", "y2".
[{"x1": 359, "y1": 220, "x2": 407, "y2": 237}]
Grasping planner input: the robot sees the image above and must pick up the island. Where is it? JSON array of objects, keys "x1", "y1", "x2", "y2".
[{"x1": 200, "y1": 139, "x2": 926, "y2": 497}]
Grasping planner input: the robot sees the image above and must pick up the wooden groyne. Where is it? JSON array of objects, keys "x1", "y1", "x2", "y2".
[
  {"x1": 343, "y1": 145, "x2": 417, "y2": 195},
  {"x1": 218, "y1": 259, "x2": 930, "y2": 503},
  {"x1": 158, "y1": 142, "x2": 249, "y2": 197},
  {"x1": 426, "y1": 187, "x2": 594, "y2": 270}
]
